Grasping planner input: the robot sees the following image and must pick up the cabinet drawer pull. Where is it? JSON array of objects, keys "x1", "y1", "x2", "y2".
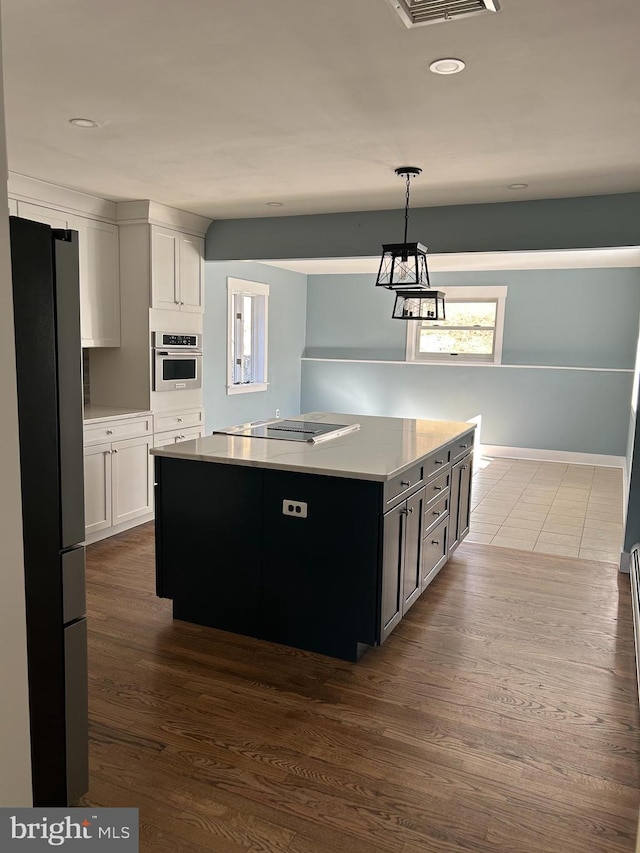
[
  {"x1": 433, "y1": 510, "x2": 441, "y2": 517},
  {"x1": 431, "y1": 539, "x2": 440, "y2": 545},
  {"x1": 433, "y1": 485, "x2": 443, "y2": 491},
  {"x1": 106, "y1": 429, "x2": 113, "y2": 435},
  {"x1": 461, "y1": 465, "x2": 467, "y2": 470},
  {"x1": 434, "y1": 460, "x2": 444, "y2": 465},
  {"x1": 460, "y1": 443, "x2": 468, "y2": 449},
  {"x1": 400, "y1": 480, "x2": 411, "y2": 486},
  {"x1": 177, "y1": 417, "x2": 183, "y2": 423},
  {"x1": 402, "y1": 506, "x2": 414, "y2": 515},
  {"x1": 113, "y1": 448, "x2": 118, "y2": 453}
]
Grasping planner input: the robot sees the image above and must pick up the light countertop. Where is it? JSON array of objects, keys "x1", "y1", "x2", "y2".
[
  {"x1": 83, "y1": 405, "x2": 152, "y2": 424},
  {"x1": 150, "y1": 411, "x2": 475, "y2": 482}
]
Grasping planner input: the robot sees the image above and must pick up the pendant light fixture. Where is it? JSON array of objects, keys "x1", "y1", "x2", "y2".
[{"x1": 376, "y1": 166, "x2": 446, "y2": 321}]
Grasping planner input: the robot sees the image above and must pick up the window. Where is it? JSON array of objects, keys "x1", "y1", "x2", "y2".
[
  {"x1": 227, "y1": 277, "x2": 269, "y2": 394},
  {"x1": 406, "y1": 286, "x2": 507, "y2": 364}
]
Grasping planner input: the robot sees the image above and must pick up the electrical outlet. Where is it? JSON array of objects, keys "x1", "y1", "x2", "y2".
[
  {"x1": 282, "y1": 500, "x2": 307, "y2": 518},
  {"x1": 275, "y1": 409, "x2": 280, "y2": 418}
]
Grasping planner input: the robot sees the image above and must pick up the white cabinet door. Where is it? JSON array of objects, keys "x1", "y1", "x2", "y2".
[
  {"x1": 151, "y1": 225, "x2": 180, "y2": 311},
  {"x1": 179, "y1": 232, "x2": 205, "y2": 313},
  {"x1": 15, "y1": 201, "x2": 121, "y2": 348},
  {"x1": 17, "y1": 201, "x2": 72, "y2": 229},
  {"x1": 76, "y1": 218, "x2": 120, "y2": 347},
  {"x1": 111, "y1": 435, "x2": 154, "y2": 526},
  {"x1": 84, "y1": 442, "x2": 112, "y2": 535}
]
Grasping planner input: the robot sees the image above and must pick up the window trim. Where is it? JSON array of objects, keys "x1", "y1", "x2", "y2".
[
  {"x1": 405, "y1": 285, "x2": 507, "y2": 365},
  {"x1": 226, "y1": 277, "x2": 269, "y2": 394}
]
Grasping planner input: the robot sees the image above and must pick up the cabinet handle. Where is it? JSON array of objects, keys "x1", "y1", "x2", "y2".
[
  {"x1": 434, "y1": 460, "x2": 444, "y2": 465},
  {"x1": 106, "y1": 429, "x2": 113, "y2": 435},
  {"x1": 177, "y1": 417, "x2": 183, "y2": 423},
  {"x1": 433, "y1": 486, "x2": 443, "y2": 491},
  {"x1": 400, "y1": 480, "x2": 411, "y2": 486},
  {"x1": 460, "y1": 443, "x2": 468, "y2": 449},
  {"x1": 113, "y1": 448, "x2": 118, "y2": 453},
  {"x1": 106, "y1": 449, "x2": 112, "y2": 455},
  {"x1": 179, "y1": 434, "x2": 185, "y2": 440},
  {"x1": 431, "y1": 539, "x2": 440, "y2": 545},
  {"x1": 433, "y1": 511, "x2": 441, "y2": 516},
  {"x1": 402, "y1": 506, "x2": 414, "y2": 515},
  {"x1": 461, "y1": 465, "x2": 467, "y2": 470}
]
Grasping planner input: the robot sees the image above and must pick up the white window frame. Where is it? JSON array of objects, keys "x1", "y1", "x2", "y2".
[
  {"x1": 226, "y1": 277, "x2": 269, "y2": 394},
  {"x1": 405, "y1": 285, "x2": 507, "y2": 365}
]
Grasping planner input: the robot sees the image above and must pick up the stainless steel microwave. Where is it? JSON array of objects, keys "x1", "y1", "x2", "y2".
[{"x1": 152, "y1": 331, "x2": 202, "y2": 391}]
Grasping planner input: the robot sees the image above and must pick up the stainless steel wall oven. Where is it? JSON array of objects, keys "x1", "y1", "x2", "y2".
[{"x1": 153, "y1": 331, "x2": 202, "y2": 391}]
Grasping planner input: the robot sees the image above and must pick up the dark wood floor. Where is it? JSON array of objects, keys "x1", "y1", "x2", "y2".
[{"x1": 81, "y1": 522, "x2": 640, "y2": 852}]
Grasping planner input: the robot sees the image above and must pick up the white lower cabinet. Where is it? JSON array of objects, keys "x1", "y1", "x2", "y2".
[
  {"x1": 84, "y1": 442, "x2": 113, "y2": 535},
  {"x1": 83, "y1": 417, "x2": 154, "y2": 542},
  {"x1": 153, "y1": 426, "x2": 203, "y2": 448},
  {"x1": 152, "y1": 408, "x2": 204, "y2": 449}
]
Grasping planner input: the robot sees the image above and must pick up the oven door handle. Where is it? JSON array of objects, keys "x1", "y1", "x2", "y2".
[{"x1": 155, "y1": 349, "x2": 203, "y2": 357}]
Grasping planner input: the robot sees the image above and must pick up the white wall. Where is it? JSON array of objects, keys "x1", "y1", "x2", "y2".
[{"x1": 0, "y1": 12, "x2": 33, "y2": 805}]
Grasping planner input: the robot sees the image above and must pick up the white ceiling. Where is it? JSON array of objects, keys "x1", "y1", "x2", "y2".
[{"x1": 2, "y1": 0, "x2": 640, "y2": 220}]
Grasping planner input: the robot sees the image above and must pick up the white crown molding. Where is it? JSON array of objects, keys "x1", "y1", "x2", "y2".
[
  {"x1": 8, "y1": 172, "x2": 117, "y2": 222},
  {"x1": 116, "y1": 200, "x2": 211, "y2": 235}
]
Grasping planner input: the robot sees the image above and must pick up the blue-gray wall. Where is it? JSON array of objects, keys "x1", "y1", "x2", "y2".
[
  {"x1": 204, "y1": 261, "x2": 307, "y2": 429},
  {"x1": 301, "y1": 268, "x2": 640, "y2": 456},
  {"x1": 206, "y1": 193, "x2": 640, "y2": 260}
]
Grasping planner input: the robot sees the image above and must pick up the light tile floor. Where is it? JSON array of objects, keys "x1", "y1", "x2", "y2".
[{"x1": 467, "y1": 457, "x2": 624, "y2": 563}]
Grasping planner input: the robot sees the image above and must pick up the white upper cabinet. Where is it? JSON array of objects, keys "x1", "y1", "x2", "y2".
[
  {"x1": 14, "y1": 199, "x2": 121, "y2": 348},
  {"x1": 151, "y1": 225, "x2": 204, "y2": 313},
  {"x1": 151, "y1": 226, "x2": 180, "y2": 310},
  {"x1": 179, "y1": 232, "x2": 205, "y2": 312},
  {"x1": 77, "y1": 218, "x2": 120, "y2": 348}
]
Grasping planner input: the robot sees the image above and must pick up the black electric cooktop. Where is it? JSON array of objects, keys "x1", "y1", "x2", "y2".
[{"x1": 214, "y1": 419, "x2": 360, "y2": 444}]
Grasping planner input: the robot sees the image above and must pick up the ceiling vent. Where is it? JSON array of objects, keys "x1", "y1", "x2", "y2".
[{"x1": 388, "y1": 0, "x2": 500, "y2": 28}]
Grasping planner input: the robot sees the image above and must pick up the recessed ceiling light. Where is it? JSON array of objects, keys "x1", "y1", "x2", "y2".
[
  {"x1": 507, "y1": 183, "x2": 529, "y2": 190},
  {"x1": 429, "y1": 58, "x2": 466, "y2": 75},
  {"x1": 69, "y1": 118, "x2": 101, "y2": 128},
  {"x1": 266, "y1": 202, "x2": 284, "y2": 207}
]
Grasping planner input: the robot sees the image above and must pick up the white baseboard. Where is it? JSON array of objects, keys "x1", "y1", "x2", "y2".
[
  {"x1": 84, "y1": 512, "x2": 154, "y2": 546},
  {"x1": 479, "y1": 444, "x2": 625, "y2": 469}
]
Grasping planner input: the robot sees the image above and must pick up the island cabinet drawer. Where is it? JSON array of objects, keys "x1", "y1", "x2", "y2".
[
  {"x1": 383, "y1": 464, "x2": 424, "y2": 508},
  {"x1": 451, "y1": 432, "x2": 474, "y2": 462},
  {"x1": 423, "y1": 493, "x2": 449, "y2": 535},
  {"x1": 424, "y1": 470, "x2": 450, "y2": 506},
  {"x1": 154, "y1": 410, "x2": 204, "y2": 434},
  {"x1": 83, "y1": 415, "x2": 152, "y2": 446},
  {"x1": 424, "y1": 448, "x2": 451, "y2": 481},
  {"x1": 421, "y1": 516, "x2": 449, "y2": 591}
]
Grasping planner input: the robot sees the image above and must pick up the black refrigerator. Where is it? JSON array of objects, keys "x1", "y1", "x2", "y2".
[{"x1": 10, "y1": 216, "x2": 89, "y2": 806}]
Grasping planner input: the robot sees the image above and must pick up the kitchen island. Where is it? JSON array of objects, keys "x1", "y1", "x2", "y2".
[{"x1": 152, "y1": 412, "x2": 475, "y2": 661}]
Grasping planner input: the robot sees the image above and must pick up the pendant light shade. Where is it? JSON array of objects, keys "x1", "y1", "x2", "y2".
[
  {"x1": 376, "y1": 241, "x2": 431, "y2": 290},
  {"x1": 376, "y1": 167, "x2": 445, "y2": 320},
  {"x1": 391, "y1": 288, "x2": 446, "y2": 321}
]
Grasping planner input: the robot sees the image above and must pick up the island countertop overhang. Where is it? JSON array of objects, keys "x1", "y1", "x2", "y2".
[{"x1": 150, "y1": 411, "x2": 475, "y2": 483}]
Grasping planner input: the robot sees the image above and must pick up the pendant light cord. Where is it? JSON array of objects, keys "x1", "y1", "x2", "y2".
[{"x1": 403, "y1": 173, "x2": 411, "y2": 244}]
